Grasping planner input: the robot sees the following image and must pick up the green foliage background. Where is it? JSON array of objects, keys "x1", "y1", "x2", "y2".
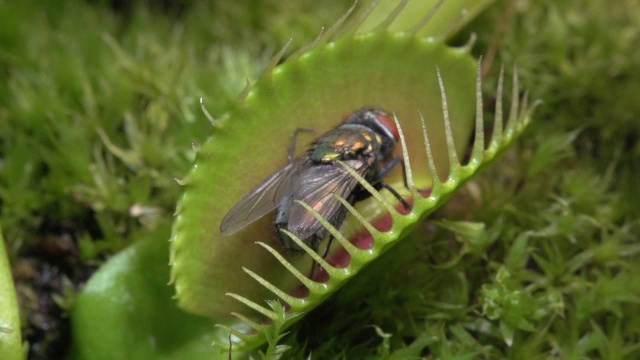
[{"x1": 1, "y1": 0, "x2": 639, "y2": 358}]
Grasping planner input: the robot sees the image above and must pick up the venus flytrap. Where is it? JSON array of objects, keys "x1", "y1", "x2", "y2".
[{"x1": 168, "y1": 0, "x2": 536, "y2": 353}]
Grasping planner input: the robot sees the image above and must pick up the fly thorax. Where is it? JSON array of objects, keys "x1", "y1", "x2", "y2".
[{"x1": 311, "y1": 126, "x2": 381, "y2": 163}]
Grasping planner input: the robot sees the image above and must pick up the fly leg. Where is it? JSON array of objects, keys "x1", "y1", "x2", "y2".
[
  {"x1": 288, "y1": 128, "x2": 315, "y2": 162},
  {"x1": 377, "y1": 182, "x2": 411, "y2": 211},
  {"x1": 321, "y1": 236, "x2": 334, "y2": 259},
  {"x1": 309, "y1": 235, "x2": 335, "y2": 279},
  {"x1": 367, "y1": 156, "x2": 412, "y2": 211},
  {"x1": 377, "y1": 156, "x2": 409, "y2": 189}
]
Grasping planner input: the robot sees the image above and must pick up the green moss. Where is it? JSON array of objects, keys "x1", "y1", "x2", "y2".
[{"x1": 1, "y1": 0, "x2": 639, "y2": 358}]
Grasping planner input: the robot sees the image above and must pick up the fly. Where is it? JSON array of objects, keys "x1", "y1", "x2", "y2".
[{"x1": 220, "y1": 108, "x2": 410, "y2": 258}]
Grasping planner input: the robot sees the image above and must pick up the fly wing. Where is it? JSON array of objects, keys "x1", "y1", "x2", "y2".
[
  {"x1": 220, "y1": 157, "x2": 306, "y2": 236},
  {"x1": 287, "y1": 159, "x2": 371, "y2": 240}
]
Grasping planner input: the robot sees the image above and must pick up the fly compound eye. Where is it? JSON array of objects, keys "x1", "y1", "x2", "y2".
[
  {"x1": 341, "y1": 108, "x2": 399, "y2": 143},
  {"x1": 372, "y1": 112, "x2": 400, "y2": 143}
]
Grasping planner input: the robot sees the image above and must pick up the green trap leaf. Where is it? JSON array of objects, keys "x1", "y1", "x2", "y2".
[{"x1": 170, "y1": 0, "x2": 534, "y2": 352}]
